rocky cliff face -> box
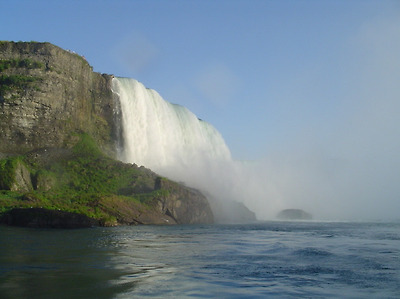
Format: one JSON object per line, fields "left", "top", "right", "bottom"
{"left": 153, "top": 178, "right": 214, "bottom": 224}
{"left": 0, "top": 41, "right": 117, "bottom": 156}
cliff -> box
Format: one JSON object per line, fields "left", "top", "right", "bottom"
{"left": 0, "top": 41, "right": 214, "bottom": 227}
{"left": 0, "top": 41, "right": 116, "bottom": 157}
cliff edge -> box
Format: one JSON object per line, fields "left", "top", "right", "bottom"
{"left": 0, "top": 41, "right": 116, "bottom": 157}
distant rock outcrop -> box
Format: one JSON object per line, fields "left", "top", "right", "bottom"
{"left": 277, "top": 209, "right": 312, "bottom": 220}
{"left": 208, "top": 197, "right": 257, "bottom": 224}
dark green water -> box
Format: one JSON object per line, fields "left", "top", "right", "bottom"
{"left": 1, "top": 222, "right": 400, "bottom": 298}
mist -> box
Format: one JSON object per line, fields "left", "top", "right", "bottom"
{"left": 239, "top": 14, "right": 400, "bottom": 221}
{"left": 184, "top": 15, "right": 400, "bottom": 221}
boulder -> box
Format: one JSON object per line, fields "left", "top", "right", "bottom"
{"left": 0, "top": 158, "right": 33, "bottom": 192}
{"left": 11, "top": 160, "right": 33, "bottom": 192}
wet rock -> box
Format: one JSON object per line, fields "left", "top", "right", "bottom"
{"left": 153, "top": 177, "right": 214, "bottom": 224}
{"left": 0, "top": 208, "right": 99, "bottom": 228}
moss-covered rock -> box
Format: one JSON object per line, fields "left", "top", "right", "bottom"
{"left": 152, "top": 178, "right": 214, "bottom": 224}
{"left": 0, "top": 157, "right": 33, "bottom": 192}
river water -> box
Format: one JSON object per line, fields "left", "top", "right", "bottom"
{"left": 1, "top": 221, "right": 399, "bottom": 298}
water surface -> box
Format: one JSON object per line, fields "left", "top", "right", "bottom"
{"left": 1, "top": 221, "right": 399, "bottom": 298}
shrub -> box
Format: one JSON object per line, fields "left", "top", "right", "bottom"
{"left": 0, "top": 157, "right": 21, "bottom": 190}
{"left": 0, "top": 58, "right": 44, "bottom": 72}
{"left": 0, "top": 74, "right": 41, "bottom": 95}
{"left": 72, "top": 133, "right": 103, "bottom": 157}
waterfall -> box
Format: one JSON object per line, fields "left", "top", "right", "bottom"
{"left": 111, "top": 77, "right": 232, "bottom": 184}
{"left": 111, "top": 77, "right": 270, "bottom": 221}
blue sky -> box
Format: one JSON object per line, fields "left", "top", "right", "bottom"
{"left": 2, "top": 0, "right": 400, "bottom": 219}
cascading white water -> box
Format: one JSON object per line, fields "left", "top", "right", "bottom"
{"left": 112, "top": 77, "right": 232, "bottom": 182}
{"left": 112, "top": 77, "right": 280, "bottom": 221}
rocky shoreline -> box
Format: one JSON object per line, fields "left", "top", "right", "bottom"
{"left": 0, "top": 208, "right": 99, "bottom": 229}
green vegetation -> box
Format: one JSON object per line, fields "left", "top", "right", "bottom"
{"left": 0, "top": 156, "right": 23, "bottom": 190}
{"left": 72, "top": 132, "right": 103, "bottom": 157}
{"left": 0, "top": 58, "right": 44, "bottom": 95}
{"left": 0, "top": 58, "right": 44, "bottom": 72}
{"left": 0, "top": 74, "right": 41, "bottom": 96}
{"left": 0, "top": 134, "right": 169, "bottom": 225}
